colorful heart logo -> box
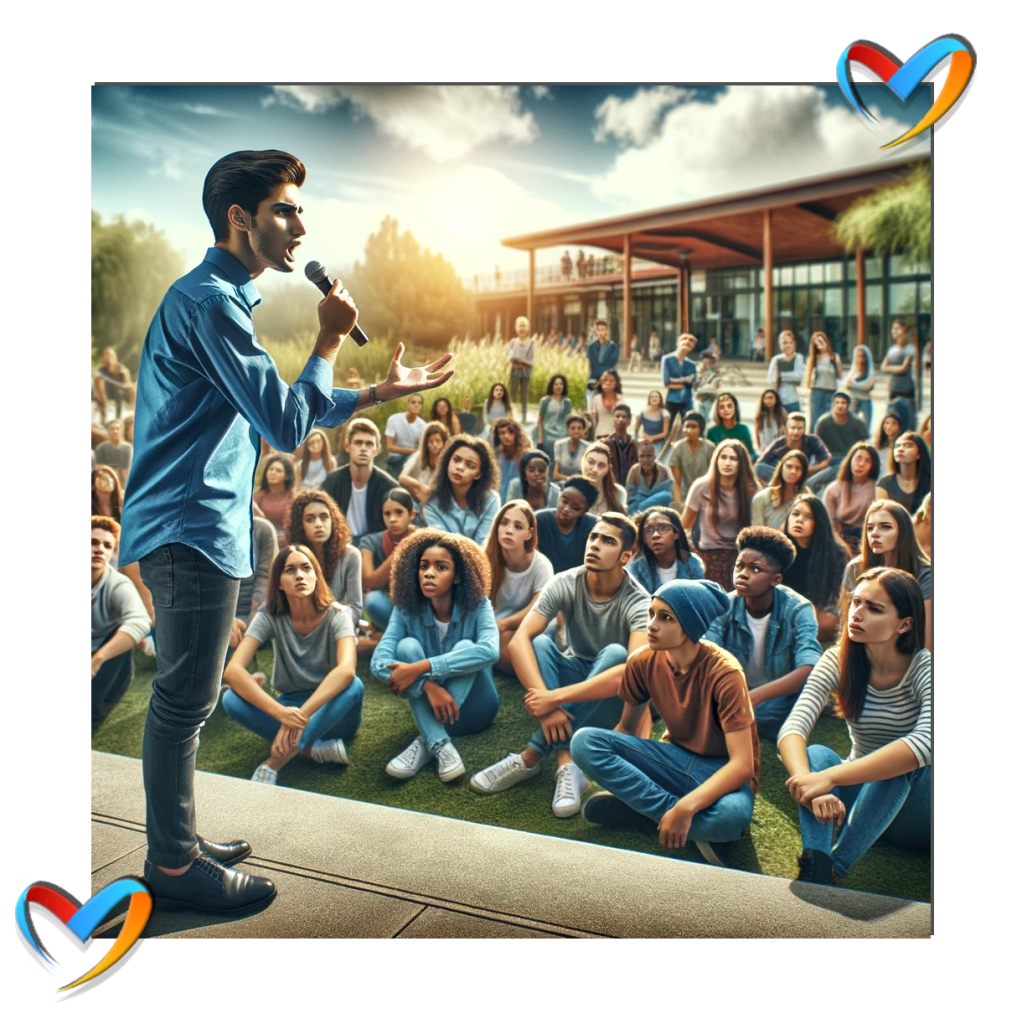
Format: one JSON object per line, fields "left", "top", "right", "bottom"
{"left": 837, "top": 34, "right": 977, "bottom": 149}
{"left": 15, "top": 878, "right": 152, "bottom": 992}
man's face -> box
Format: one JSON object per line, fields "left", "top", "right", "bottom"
{"left": 106, "top": 422, "right": 123, "bottom": 444}
{"left": 733, "top": 548, "right": 780, "bottom": 600}
{"left": 786, "top": 418, "right": 806, "bottom": 446}
{"left": 584, "top": 522, "right": 627, "bottom": 572}
{"left": 92, "top": 528, "right": 116, "bottom": 571}
{"left": 346, "top": 430, "right": 379, "bottom": 466}
{"left": 407, "top": 395, "right": 423, "bottom": 417}
{"left": 246, "top": 183, "right": 306, "bottom": 274}
{"left": 831, "top": 397, "right": 849, "bottom": 419}
{"left": 516, "top": 320, "right": 530, "bottom": 340}
{"left": 595, "top": 324, "right": 608, "bottom": 341}
{"left": 637, "top": 443, "right": 656, "bottom": 470}
{"left": 682, "top": 418, "right": 701, "bottom": 441}
{"left": 613, "top": 410, "right": 630, "bottom": 434}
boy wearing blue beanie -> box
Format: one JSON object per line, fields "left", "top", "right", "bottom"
{"left": 571, "top": 577, "right": 759, "bottom": 867}
{"left": 703, "top": 526, "right": 821, "bottom": 741}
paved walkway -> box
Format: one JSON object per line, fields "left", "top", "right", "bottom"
{"left": 93, "top": 752, "right": 930, "bottom": 938}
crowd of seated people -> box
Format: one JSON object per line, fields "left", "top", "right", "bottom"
{"left": 91, "top": 320, "right": 930, "bottom": 888}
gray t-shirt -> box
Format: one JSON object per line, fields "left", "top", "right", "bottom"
{"left": 94, "top": 441, "right": 133, "bottom": 472}
{"left": 236, "top": 517, "right": 278, "bottom": 620}
{"left": 330, "top": 544, "right": 364, "bottom": 625}
{"left": 668, "top": 438, "right": 716, "bottom": 498}
{"left": 815, "top": 413, "right": 869, "bottom": 460}
{"left": 493, "top": 550, "right": 554, "bottom": 620}
{"left": 534, "top": 565, "right": 649, "bottom": 662}
{"left": 246, "top": 603, "right": 354, "bottom": 694}
{"left": 92, "top": 564, "right": 151, "bottom": 653}
{"left": 843, "top": 556, "right": 932, "bottom": 600}
{"left": 885, "top": 344, "right": 916, "bottom": 395}
{"left": 553, "top": 436, "right": 592, "bottom": 476}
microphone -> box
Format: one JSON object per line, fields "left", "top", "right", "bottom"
{"left": 304, "top": 261, "right": 369, "bottom": 347}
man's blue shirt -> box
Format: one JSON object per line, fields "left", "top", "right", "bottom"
{"left": 120, "top": 248, "right": 359, "bottom": 578}
{"left": 586, "top": 338, "right": 619, "bottom": 383}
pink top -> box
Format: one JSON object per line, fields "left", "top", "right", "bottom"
{"left": 254, "top": 490, "right": 295, "bottom": 539}
{"left": 823, "top": 479, "right": 876, "bottom": 532}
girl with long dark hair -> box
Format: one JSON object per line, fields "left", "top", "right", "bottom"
{"left": 706, "top": 392, "right": 757, "bottom": 459}
{"left": 626, "top": 505, "right": 705, "bottom": 593}
{"left": 255, "top": 454, "right": 298, "bottom": 542}
{"left": 783, "top": 495, "right": 849, "bottom": 637}
{"left": 431, "top": 396, "right": 463, "bottom": 436}
{"left": 823, "top": 441, "right": 881, "bottom": 554}
{"left": 421, "top": 434, "right": 501, "bottom": 545}
{"left": 681, "top": 440, "right": 758, "bottom": 589}
{"left": 371, "top": 529, "right": 500, "bottom": 783}
{"left": 536, "top": 375, "right": 572, "bottom": 460}
{"left": 751, "top": 449, "right": 811, "bottom": 530}
{"left": 506, "top": 448, "right": 559, "bottom": 510}
{"left": 483, "top": 383, "right": 513, "bottom": 430}
{"left": 843, "top": 500, "right": 931, "bottom": 650}
{"left": 287, "top": 490, "right": 362, "bottom": 628}
{"left": 92, "top": 465, "right": 124, "bottom": 522}
{"left": 360, "top": 487, "right": 418, "bottom": 635}
{"left": 484, "top": 500, "right": 554, "bottom": 674}
{"left": 587, "top": 370, "right": 623, "bottom": 437}
{"left": 398, "top": 421, "right": 449, "bottom": 504}
{"left": 222, "top": 545, "right": 364, "bottom": 785}
{"left": 582, "top": 441, "right": 627, "bottom": 516}
{"left": 777, "top": 567, "right": 931, "bottom": 886}
{"left": 754, "top": 388, "right": 787, "bottom": 452}
{"left": 877, "top": 432, "right": 931, "bottom": 515}
{"left": 296, "top": 428, "right": 335, "bottom": 490}
{"left": 873, "top": 405, "right": 907, "bottom": 463}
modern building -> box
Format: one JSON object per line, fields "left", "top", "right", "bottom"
{"left": 472, "top": 156, "right": 931, "bottom": 362}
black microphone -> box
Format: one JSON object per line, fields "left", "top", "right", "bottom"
{"left": 304, "top": 261, "right": 369, "bottom": 347}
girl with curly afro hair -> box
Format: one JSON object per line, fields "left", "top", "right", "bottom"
{"left": 370, "top": 529, "right": 500, "bottom": 784}
{"left": 421, "top": 434, "right": 501, "bottom": 545}
{"left": 287, "top": 490, "right": 362, "bottom": 628}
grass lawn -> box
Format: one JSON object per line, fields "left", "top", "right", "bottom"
{"left": 93, "top": 650, "right": 930, "bottom": 905}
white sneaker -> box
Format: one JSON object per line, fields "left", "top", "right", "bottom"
{"left": 251, "top": 763, "right": 278, "bottom": 786}
{"left": 469, "top": 753, "right": 541, "bottom": 794}
{"left": 436, "top": 743, "right": 465, "bottom": 782}
{"left": 386, "top": 736, "right": 433, "bottom": 779}
{"left": 552, "top": 763, "right": 591, "bottom": 818}
{"left": 310, "top": 738, "right": 349, "bottom": 765}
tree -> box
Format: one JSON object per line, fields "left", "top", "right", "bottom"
{"left": 92, "top": 212, "right": 185, "bottom": 371}
{"left": 833, "top": 163, "right": 931, "bottom": 263}
{"left": 347, "top": 217, "right": 478, "bottom": 350}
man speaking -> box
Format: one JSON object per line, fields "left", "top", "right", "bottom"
{"left": 119, "top": 150, "right": 453, "bottom": 914}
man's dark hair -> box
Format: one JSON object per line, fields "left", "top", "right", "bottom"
{"left": 682, "top": 411, "right": 706, "bottom": 434}
{"left": 788, "top": 412, "right": 807, "bottom": 425}
{"left": 736, "top": 525, "right": 797, "bottom": 575}
{"left": 593, "top": 318, "right": 609, "bottom": 328}
{"left": 561, "top": 475, "right": 599, "bottom": 511}
{"left": 613, "top": 403, "right": 632, "bottom": 418}
{"left": 565, "top": 413, "right": 588, "bottom": 430}
{"left": 202, "top": 150, "right": 307, "bottom": 242}
{"left": 598, "top": 512, "right": 637, "bottom": 553}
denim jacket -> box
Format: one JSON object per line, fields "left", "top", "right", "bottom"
{"left": 626, "top": 552, "right": 706, "bottom": 594}
{"left": 703, "top": 584, "right": 821, "bottom": 680}
{"left": 370, "top": 596, "right": 499, "bottom": 682}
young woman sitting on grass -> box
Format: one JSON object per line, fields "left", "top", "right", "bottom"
{"left": 371, "top": 529, "right": 500, "bottom": 783}
{"left": 751, "top": 449, "right": 812, "bottom": 531}
{"left": 399, "top": 421, "right": 449, "bottom": 504}
{"left": 484, "top": 500, "right": 554, "bottom": 674}
{"left": 625, "top": 440, "right": 675, "bottom": 516}
{"left": 92, "top": 465, "right": 123, "bottom": 522}
{"left": 753, "top": 388, "right": 787, "bottom": 452}
{"left": 506, "top": 448, "right": 560, "bottom": 510}
{"left": 359, "top": 488, "right": 419, "bottom": 636}
{"left": 296, "top": 428, "right": 335, "bottom": 491}
{"left": 777, "top": 567, "right": 931, "bottom": 886}
{"left": 634, "top": 389, "right": 671, "bottom": 456}
{"left": 706, "top": 392, "right": 757, "bottom": 460}
{"left": 421, "top": 434, "right": 501, "bottom": 545}
{"left": 627, "top": 505, "right": 705, "bottom": 593}
{"left": 254, "top": 454, "right": 298, "bottom": 543}
{"left": 583, "top": 441, "right": 627, "bottom": 516}
{"left": 823, "top": 441, "right": 881, "bottom": 556}
{"left": 287, "top": 490, "right": 362, "bottom": 628}
{"left": 783, "top": 496, "right": 850, "bottom": 639}
{"left": 222, "top": 545, "right": 364, "bottom": 786}
{"left": 843, "top": 500, "right": 931, "bottom": 651}
{"left": 430, "top": 396, "right": 463, "bottom": 437}
{"left": 876, "top": 431, "right": 931, "bottom": 516}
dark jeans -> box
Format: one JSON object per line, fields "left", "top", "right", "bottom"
{"left": 92, "top": 647, "right": 134, "bottom": 726}
{"left": 665, "top": 401, "right": 689, "bottom": 439}
{"left": 139, "top": 543, "right": 239, "bottom": 869}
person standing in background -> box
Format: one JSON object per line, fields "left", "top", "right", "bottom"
{"left": 881, "top": 319, "right": 919, "bottom": 430}
{"left": 507, "top": 316, "right": 536, "bottom": 423}
{"left": 803, "top": 332, "right": 842, "bottom": 432}
{"left": 843, "top": 344, "right": 875, "bottom": 430}
{"left": 587, "top": 319, "right": 618, "bottom": 391}
{"left": 767, "top": 330, "right": 805, "bottom": 413}
{"left": 661, "top": 334, "right": 697, "bottom": 438}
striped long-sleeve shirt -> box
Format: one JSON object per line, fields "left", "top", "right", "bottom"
{"left": 777, "top": 646, "right": 931, "bottom": 767}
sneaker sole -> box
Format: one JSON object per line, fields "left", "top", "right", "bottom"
{"left": 385, "top": 764, "right": 425, "bottom": 779}
{"left": 438, "top": 764, "right": 466, "bottom": 783}
{"left": 552, "top": 803, "right": 581, "bottom": 819}
{"left": 152, "top": 889, "right": 278, "bottom": 915}
{"left": 695, "top": 840, "right": 725, "bottom": 867}
{"left": 468, "top": 770, "right": 538, "bottom": 794}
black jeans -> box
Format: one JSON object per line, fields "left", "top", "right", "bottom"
{"left": 139, "top": 544, "right": 239, "bottom": 868}
{"left": 91, "top": 647, "right": 134, "bottom": 726}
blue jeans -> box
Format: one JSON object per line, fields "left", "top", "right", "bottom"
{"left": 810, "top": 388, "right": 834, "bottom": 432}
{"left": 753, "top": 692, "right": 799, "bottom": 743}
{"left": 755, "top": 461, "right": 775, "bottom": 483}
{"left": 808, "top": 463, "right": 840, "bottom": 495}
{"left": 222, "top": 678, "right": 364, "bottom": 752}
{"left": 629, "top": 484, "right": 675, "bottom": 516}
{"left": 391, "top": 637, "right": 500, "bottom": 755}
{"left": 890, "top": 394, "right": 917, "bottom": 430}
{"left": 850, "top": 397, "right": 873, "bottom": 432}
{"left": 782, "top": 400, "right": 802, "bottom": 414}
{"left": 571, "top": 728, "right": 755, "bottom": 840}
{"left": 92, "top": 646, "right": 134, "bottom": 726}
{"left": 665, "top": 401, "right": 689, "bottom": 438}
{"left": 364, "top": 589, "right": 394, "bottom": 630}
{"left": 139, "top": 543, "right": 240, "bottom": 869}
{"left": 798, "top": 744, "right": 931, "bottom": 876}
{"left": 528, "top": 634, "right": 627, "bottom": 757}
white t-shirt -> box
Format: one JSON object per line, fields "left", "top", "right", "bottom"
{"left": 385, "top": 413, "right": 426, "bottom": 452}
{"left": 493, "top": 551, "right": 554, "bottom": 620}
{"left": 745, "top": 611, "right": 771, "bottom": 690}
{"left": 435, "top": 618, "right": 450, "bottom": 642}
{"left": 655, "top": 562, "right": 679, "bottom": 585}
{"left": 302, "top": 458, "right": 328, "bottom": 490}
{"left": 347, "top": 484, "right": 368, "bottom": 536}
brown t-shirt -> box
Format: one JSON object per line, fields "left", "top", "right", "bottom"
{"left": 620, "top": 642, "right": 760, "bottom": 792}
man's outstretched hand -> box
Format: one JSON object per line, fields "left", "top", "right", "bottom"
{"left": 375, "top": 343, "right": 454, "bottom": 402}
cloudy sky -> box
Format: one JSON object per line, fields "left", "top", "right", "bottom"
{"left": 92, "top": 83, "right": 932, "bottom": 287}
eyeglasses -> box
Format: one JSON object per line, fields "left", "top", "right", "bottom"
{"left": 643, "top": 523, "right": 676, "bottom": 537}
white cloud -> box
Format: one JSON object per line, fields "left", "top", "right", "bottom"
{"left": 594, "top": 85, "right": 692, "bottom": 146}
{"left": 182, "top": 103, "right": 229, "bottom": 116}
{"left": 270, "top": 85, "right": 538, "bottom": 161}
{"left": 530, "top": 85, "right": 552, "bottom": 99}
{"left": 591, "top": 85, "right": 930, "bottom": 209}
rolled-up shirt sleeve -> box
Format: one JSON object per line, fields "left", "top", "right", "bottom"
{"left": 192, "top": 295, "right": 336, "bottom": 452}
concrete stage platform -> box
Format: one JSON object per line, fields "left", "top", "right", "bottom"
{"left": 93, "top": 752, "right": 930, "bottom": 939}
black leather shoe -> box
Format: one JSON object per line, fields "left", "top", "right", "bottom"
{"left": 144, "top": 857, "right": 277, "bottom": 914}
{"left": 582, "top": 791, "right": 654, "bottom": 832}
{"left": 197, "top": 836, "right": 252, "bottom": 867}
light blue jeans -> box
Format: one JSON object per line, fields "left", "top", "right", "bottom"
{"left": 753, "top": 692, "right": 799, "bottom": 743}
{"left": 798, "top": 744, "right": 931, "bottom": 876}
{"left": 390, "top": 637, "right": 500, "bottom": 755}
{"left": 364, "top": 589, "right": 394, "bottom": 631}
{"left": 628, "top": 484, "right": 675, "bottom": 516}
{"left": 850, "top": 397, "right": 873, "bottom": 432}
{"left": 571, "top": 728, "right": 755, "bottom": 840}
{"left": 222, "top": 678, "right": 365, "bottom": 753}
{"left": 527, "top": 634, "right": 627, "bottom": 757}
